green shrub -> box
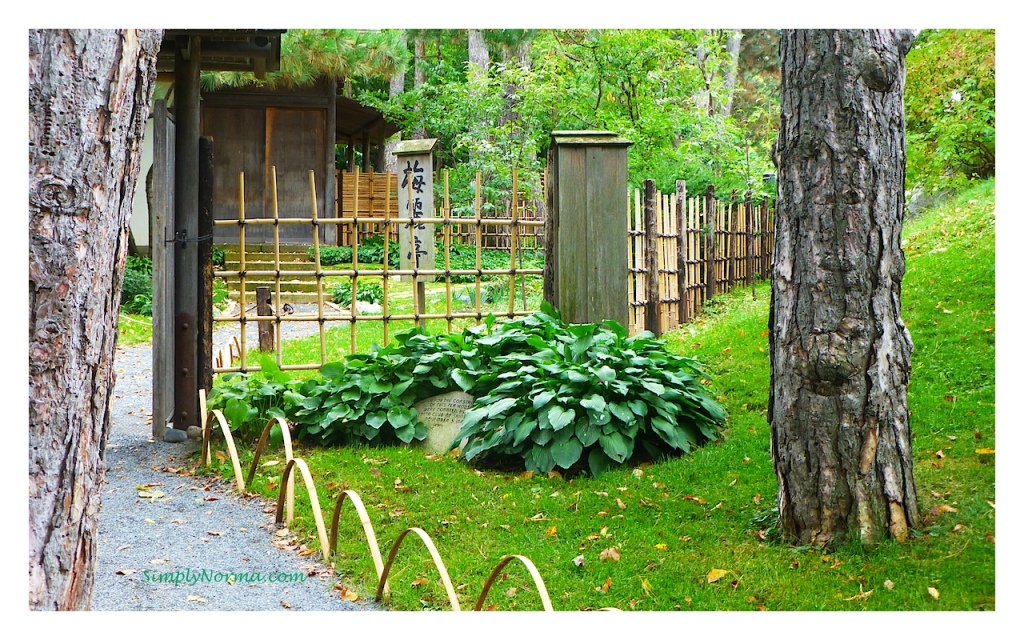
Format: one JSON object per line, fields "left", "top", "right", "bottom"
{"left": 330, "top": 280, "right": 384, "bottom": 307}
{"left": 121, "top": 255, "right": 153, "bottom": 316}
{"left": 451, "top": 304, "right": 726, "bottom": 475}
{"left": 212, "top": 245, "right": 226, "bottom": 267}
{"left": 314, "top": 245, "right": 354, "bottom": 266}
{"left": 209, "top": 303, "right": 725, "bottom": 476}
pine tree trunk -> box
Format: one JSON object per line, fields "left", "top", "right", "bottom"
{"left": 28, "top": 28, "right": 161, "bottom": 610}
{"left": 770, "top": 29, "right": 918, "bottom": 549}
{"left": 384, "top": 32, "right": 407, "bottom": 174}
{"left": 413, "top": 36, "right": 426, "bottom": 140}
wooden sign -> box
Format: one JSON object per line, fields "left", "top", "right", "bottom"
{"left": 394, "top": 139, "right": 437, "bottom": 283}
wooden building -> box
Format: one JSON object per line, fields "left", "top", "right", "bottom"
{"left": 201, "top": 79, "right": 398, "bottom": 245}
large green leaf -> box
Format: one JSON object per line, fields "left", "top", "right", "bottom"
{"left": 546, "top": 405, "right": 576, "bottom": 431}
{"left": 551, "top": 437, "right": 584, "bottom": 469}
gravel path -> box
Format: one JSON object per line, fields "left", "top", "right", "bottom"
{"left": 93, "top": 337, "right": 377, "bottom": 611}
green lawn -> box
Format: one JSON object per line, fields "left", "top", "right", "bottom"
{"left": 202, "top": 179, "right": 995, "bottom": 611}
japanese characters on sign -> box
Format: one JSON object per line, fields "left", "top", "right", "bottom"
{"left": 394, "top": 139, "right": 437, "bottom": 283}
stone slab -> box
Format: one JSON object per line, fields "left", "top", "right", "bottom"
{"left": 413, "top": 391, "right": 475, "bottom": 454}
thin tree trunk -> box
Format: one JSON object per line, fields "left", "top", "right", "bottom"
{"left": 29, "top": 28, "right": 161, "bottom": 610}
{"left": 770, "top": 29, "right": 918, "bottom": 549}
{"left": 721, "top": 30, "right": 743, "bottom": 117}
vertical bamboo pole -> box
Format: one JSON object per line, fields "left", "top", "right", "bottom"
{"left": 271, "top": 167, "right": 282, "bottom": 368}
{"left": 626, "top": 192, "right": 635, "bottom": 334}
{"left": 350, "top": 167, "right": 361, "bottom": 353}
{"left": 309, "top": 171, "right": 326, "bottom": 365}
{"left": 632, "top": 188, "right": 643, "bottom": 332}
{"left": 238, "top": 172, "right": 248, "bottom": 372}
{"left": 508, "top": 169, "right": 519, "bottom": 319}
{"left": 474, "top": 170, "right": 482, "bottom": 325}
{"left": 444, "top": 169, "right": 453, "bottom": 334}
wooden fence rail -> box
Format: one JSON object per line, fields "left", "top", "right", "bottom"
{"left": 628, "top": 180, "right": 775, "bottom": 337}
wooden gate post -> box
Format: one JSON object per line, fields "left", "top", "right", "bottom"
{"left": 544, "top": 131, "right": 632, "bottom": 327}
{"left": 256, "top": 287, "right": 275, "bottom": 351}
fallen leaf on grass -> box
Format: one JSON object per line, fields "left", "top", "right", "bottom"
{"left": 546, "top": 526, "right": 558, "bottom": 537}
{"left": 572, "top": 555, "right": 585, "bottom": 568}
{"left": 682, "top": 495, "right": 706, "bottom": 505}
{"left": 641, "top": 578, "right": 653, "bottom": 596}
{"left": 707, "top": 568, "right": 729, "bottom": 583}
{"left": 927, "top": 587, "right": 940, "bottom": 600}
{"left": 655, "top": 543, "right": 668, "bottom": 551}
{"left": 334, "top": 585, "right": 359, "bottom": 602}
{"left": 527, "top": 512, "right": 547, "bottom": 521}
{"left": 411, "top": 577, "right": 430, "bottom": 587}
{"left": 884, "top": 580, "right": 894, "bottom": 590}
{"left": 615, "top": 498, "right": 627, "bottom": 510}
{"left": 600, "top": 547, "right": 621, "bottom": 562}
{"left": 506, "top": 587, "right": 518, "bottom": 598}
{"left": 845, "top": 585, "right": 873, "bottom": 601}
{"left": 595, "top": 578, "right": 612, "bottom": 593}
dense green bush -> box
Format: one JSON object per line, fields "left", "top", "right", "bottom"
{"left": 450, "top": 305, "right": 726, "bottom": 475}
{"left": 120, "top": 255, "right": 153, "bottom": 316}
{"left": 209, "top": 304, "right": 725, "bottom": 475}
{"left": 212, "top": 245, "right": 226, "bottom": 267}
{"left": 905, "top": 29, "right": 995, "bottom": 192}
{"left": 330, "top": 280, "right": 384, "bottom": 307}
{"left": 314, "top": 245, "right": 354, "bottom": 266}
{"left": 312, "top": 236, "right": 400, "bottom": 267}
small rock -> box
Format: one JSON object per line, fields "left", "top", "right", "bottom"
{"left": 186, "top": 425, "right": 203, "bottom": 440}
{"left": 164, "top": 429, "right": 188, "bottom": 443}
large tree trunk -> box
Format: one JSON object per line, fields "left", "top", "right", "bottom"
{"left": 412, "top": 35, "right": 426, "bottom": 140}
{"left": 769, "top": 29, "right": 918, "bottom": 549}
{"left": 29, "top": 28, "right": 161, "bottom": 610}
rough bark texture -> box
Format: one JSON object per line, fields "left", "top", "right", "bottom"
{"left": 769, "top": 29, "right": 918, "bottom": 549}
{"left": 383, "top": 32, "right": 407, "bottom": 174}
{"left": 29, "top": 28, "right": 161, "bottom": 610}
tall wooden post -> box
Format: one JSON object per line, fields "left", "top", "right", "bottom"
{"left": 172, "top": 35, "right": 201, "bottom": 438}
{"left": 544, "top": 131, "right": 632, "bottom": 326}
{"left": 704, "top": 184, "right": 716, "bottom": 302}
{"left": 675, "top": 180, "right": 688, "bottom": 324}
{"left": 643, "top": 180, "right": 660, "bottom": 337}
{"left": 198, "top": 136, "right": 214, "bottom": 396}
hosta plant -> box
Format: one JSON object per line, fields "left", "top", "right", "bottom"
{"left": 451, "top": 304, "right": 726, "bottom": 476}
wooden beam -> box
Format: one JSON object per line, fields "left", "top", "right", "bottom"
{"left": 173, "top": 36, "right": 202, "bottom": 434}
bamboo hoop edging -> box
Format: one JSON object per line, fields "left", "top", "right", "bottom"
{"left": 474, "top": 554, "right": 554, "bottom": 612}
{"left": 246, "top": 416, "right": 295, "bottom": 525}
{"left": 201, "top": 408, "right": 246, "bottom": 493}
{"left": 375, "top": 527, "right": 461, "bottom": 611}
{"left": 329, "top": 489, "right": 391, "bottom": 597}
{"left": 274, "top": 457, "right": 332, "bottom": 562}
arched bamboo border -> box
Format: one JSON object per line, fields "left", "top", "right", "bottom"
{"left": 246, "top": 416, "right": 295, "bottom": 524}
{"left": 375, "top": 527, "right": 461, "bottom": 611}
{"left": 474, "top": 554, "right": 554, "bottom": 611}
{"left": 275, "top": 458, "right": 331, "bottom": 561}
{"left": 201, "top": 407, "right": 246, "bottom": 493}
{"left": 329, "top": 490, "right": 391, "bottom": 597}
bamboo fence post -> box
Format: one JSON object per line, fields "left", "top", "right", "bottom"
{"left": 508, "top": 168, "right": 519, "bottom": 320}
{"left": 256, "top": 287, "right": 274, "bottom": 351}
{"left": 745, "top": 190, "right": 755, "bottom": 297}
{"left": 310, "top": 170, "right": 326, "bottom": 365}
{"left": 444, "top": 169, "right": 453, "bottom": 334}
{"left": 643, "top": 179, "right": 660, "bottom": 337}
{"left": 381, "top": 172, "right": 391, "bottom": 345}
{"left": 271, "top": 167, "right": 283, "bottom": 368}
{"left": 676, "top": 180, "right": 688, "bottom": 324}
{"left": 351, "top": 166, "right": 361, "bottom": 353}
{"left": 237, "top": 172, "right": 248, "bottom": 372}
{"left": 474, "top": 170, "right": 483, "bottom": 325}
{"left": 704, "top": 185, "right": 716, "bottom": 303}
{"left": 761, "top": 200, "right": 770, "bottom": 280}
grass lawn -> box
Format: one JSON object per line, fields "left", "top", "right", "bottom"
{"left": 117, "top": 313, "right": 153, "bottom": 346}
{"left": 201, "top": 180, "right": 995, "bottom": 611}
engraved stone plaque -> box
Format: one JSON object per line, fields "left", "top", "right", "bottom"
{"left": 413, "top": 391, "right": 475, "bottom": 454}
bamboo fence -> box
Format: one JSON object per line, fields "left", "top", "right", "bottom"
{"left": 628, "top": 180, "right": 775, "bottom": 337}
{"left": 214, "top": 167, "right": 544, "bottom": 374}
